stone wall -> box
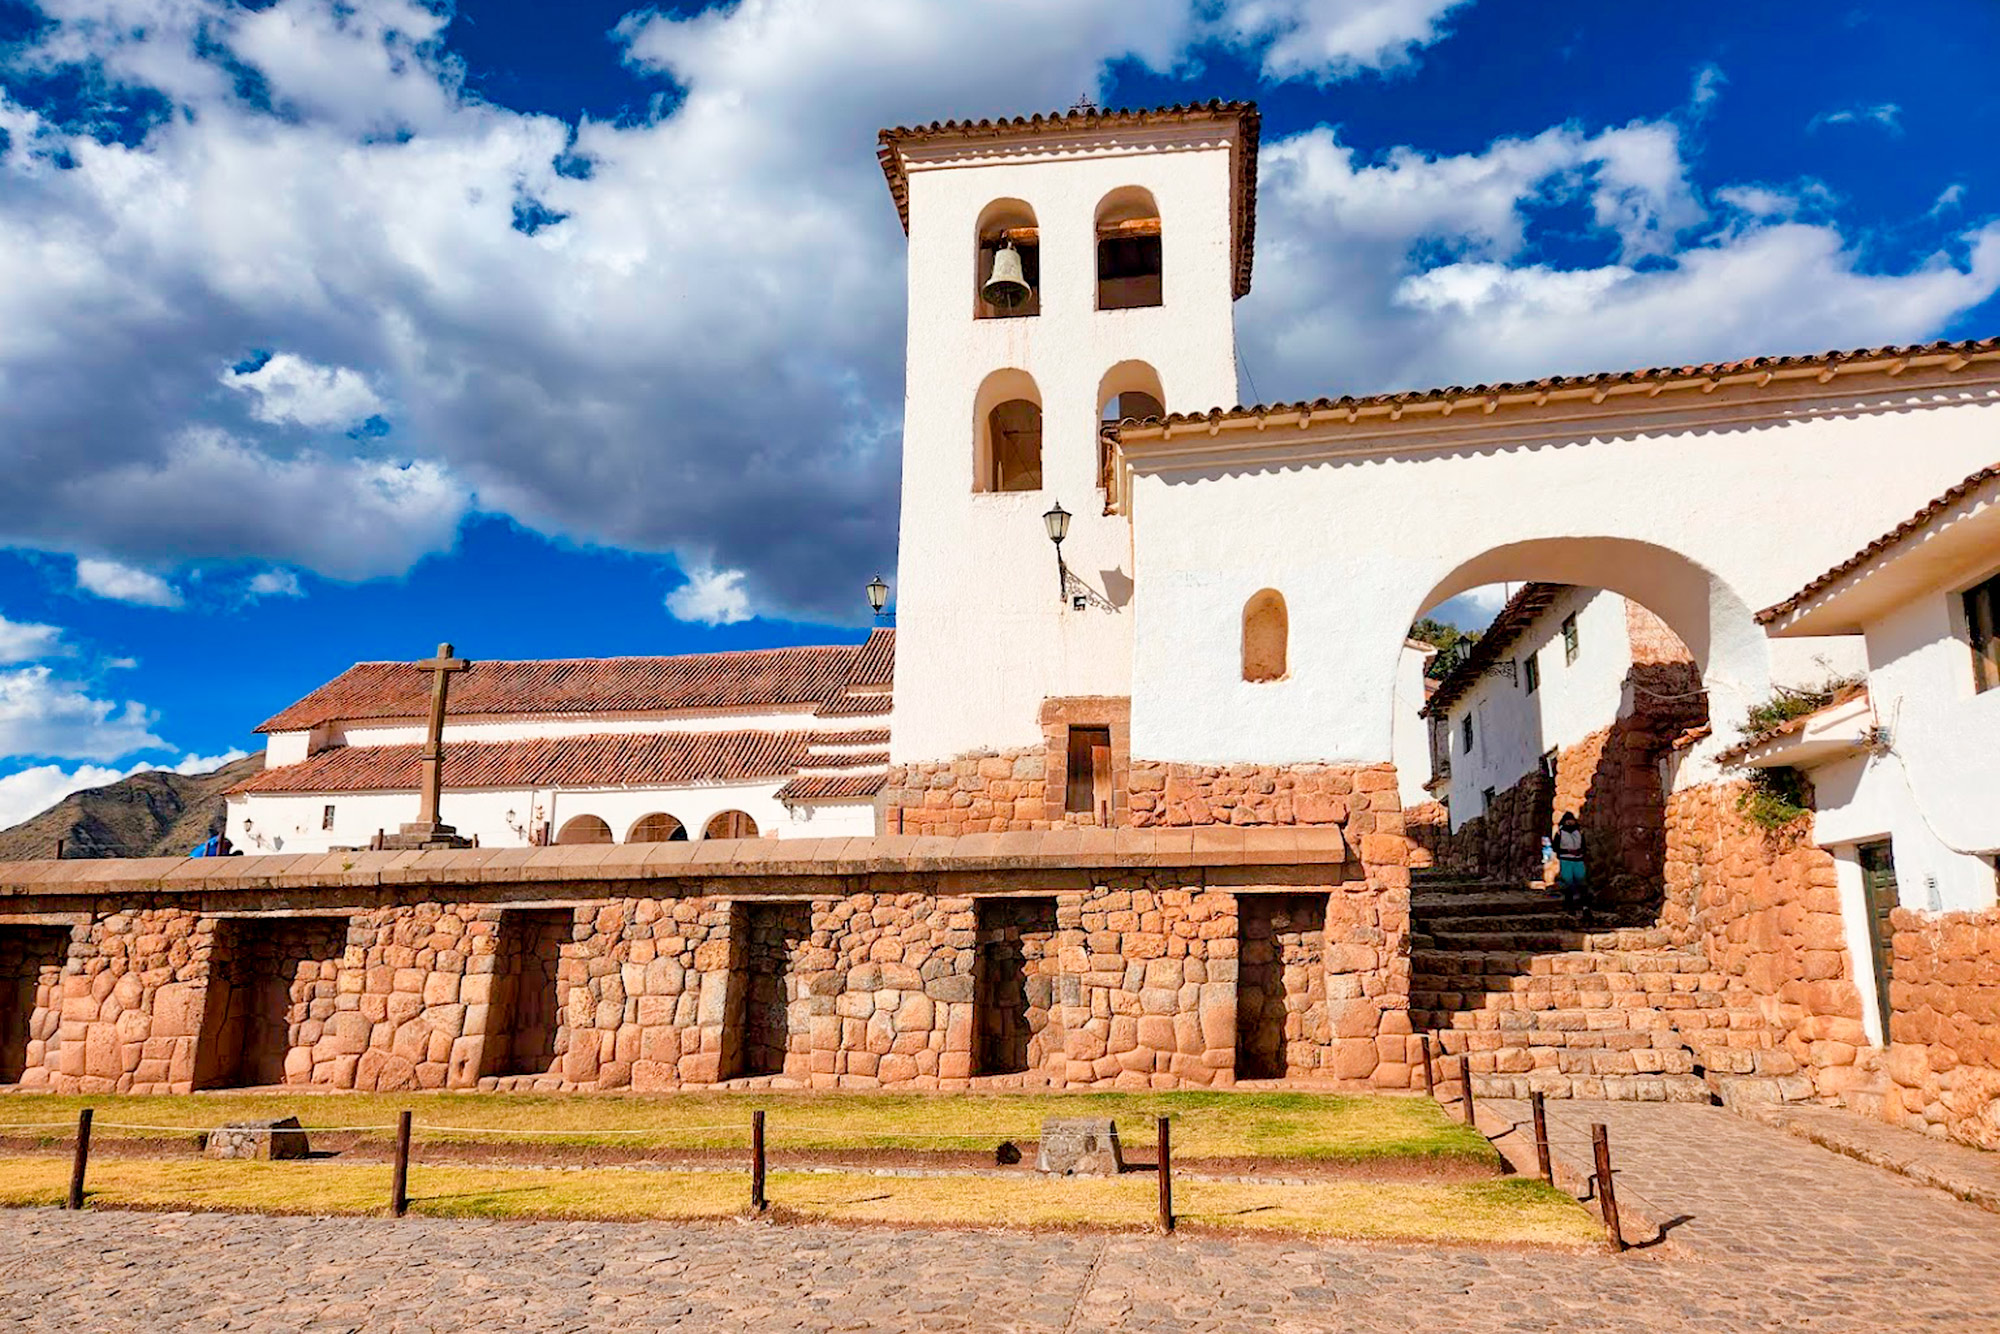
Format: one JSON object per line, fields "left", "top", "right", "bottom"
{"left": 879, "top": 697, "right": 1131, "bottom": 836}
{"left": 1662, "top": 783, "right": 1871, "bottom": 1097}
{"left": 0, "top": 925, "right": 70, "bottom": 1085}
{"left": 0, "top": 838, "right": 1412, "bottom": 1095}
{"left": 1418, "top": 770, "right": 1551, "bottom": 886}
{"left": 1882, "top": 906, "right": 2000, "bottom": 1148}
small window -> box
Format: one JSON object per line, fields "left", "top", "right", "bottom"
{"left": 1482, "top": 786, "right": 1497, "bottom": 814}
{"left": 321, "top": 804, "right": 335, "bottom": 831}
{"left": 1461, "top": 714, "right": 1475, "bottom": 752}
{"left": 1241, "top": 590, "right": 1288, "bottom": 683}
{"left": 1964, "top": 571, "right": 2000, "bottom": 692}
{"left": 1523, "top": 654, "right": 1540, "bottom": 694}
{"left": 1065, "top": 726, "right": 1113, "bottom": 819}
{"left": 1562, "top": 613, "right": 1580, "bottom": 665}
{"left": 1540, "top": 748, "right": 1558, "bottom": 781}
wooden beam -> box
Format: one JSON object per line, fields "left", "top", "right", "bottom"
{"left": 994, "top": 217, "right": 1162, "bottom": 243}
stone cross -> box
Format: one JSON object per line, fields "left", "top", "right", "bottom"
{"left": 410, "top": 641, "right": 469, "bottom": 834}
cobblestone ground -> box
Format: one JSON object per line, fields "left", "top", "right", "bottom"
{"left": 2, "top": 1103, "right": 1995, "bottom": 1332}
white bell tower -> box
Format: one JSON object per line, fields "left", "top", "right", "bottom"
{"left": 878, "top": 102, "right": 1258, "bottom": 772}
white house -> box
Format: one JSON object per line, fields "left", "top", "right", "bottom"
{"left": 1730, "top": 464, "right": 2000, "bottom": 1042}
{"left": 227, "top": 632, "right": 893, "bottom": 854}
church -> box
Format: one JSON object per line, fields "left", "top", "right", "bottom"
{"left": 12, "top": 101, "right": 2000, "bottom": 1146}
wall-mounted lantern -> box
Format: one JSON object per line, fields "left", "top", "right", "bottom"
{"left": 866, "top": 574, "right": 890, "bottom": 619}
{"left": 1043, "top": 501, "right": 1072, "bottom": 604}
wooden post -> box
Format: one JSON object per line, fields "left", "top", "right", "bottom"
{"left": 66, "top": 1108, "right": 92, "bottom": 1210}
{"left": 1530, "top": 1091, "right": 1553, "bottom": 1185}
{"left": 1591, "top": 1122, "right": 1625, "bottom": 1251}
{"left": 1457, "top": 1055, "right": 1475, "bottom": 1126}
{"left": 750, "top": 1110, "right": 767, "bottom": 1214}
{"left": 391, "top": 1110, "right": 413, "bottom": 1218}
{"left": 1156, "top": 1116, "right": 1174, "bottom": 1234}
{"left": 1419, "top": 1035, "right": 1436, "bottom": 1097}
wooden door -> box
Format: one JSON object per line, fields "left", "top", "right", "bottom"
{"left": 1856, "top": 841, "right": 1898, "bottom": 1040}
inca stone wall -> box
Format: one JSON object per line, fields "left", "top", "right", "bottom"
{"left": 1884, "top": 906, "right": 2000, "bottom": 1148}
{"left": 0, "top": 837, "right": 1415, "bottom": 1095}
{"left": 1235, "top": 894, "right": 1328, "bottom": 1079}
{"left": 0, "top": 925, "right": 70, "bottom": 1085}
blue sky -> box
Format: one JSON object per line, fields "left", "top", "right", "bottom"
{"left": 0, "top": 0, "right": 1994, "bottom": 824}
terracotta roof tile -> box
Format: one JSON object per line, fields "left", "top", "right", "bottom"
{"left": 234, "top": 731, "right": 817, "bottom": 795}
{"left": 877, "top": 101, "right": 1260, "bottom": 299}
{"left": 1116, "top": 336, "right": 2000, "bottom": 435}
{"left": 776, "top": 774, "right": 888, "bottom": 803}
{"left": 258, "top": 632, "right": 895, "bottom": 733}
{"left": 1717, "top": 684, "right": 1871, "bottom": 762}
{"left": 1758, "top": 463, "right": 2000, "bottom": 624}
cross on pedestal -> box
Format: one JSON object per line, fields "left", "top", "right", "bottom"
{"left": 380, "top": 641, "right": 474, "bottom": 850}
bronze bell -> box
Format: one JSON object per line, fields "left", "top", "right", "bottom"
{"left": 982, "top": 241, "right": 1031, "bottom": 309}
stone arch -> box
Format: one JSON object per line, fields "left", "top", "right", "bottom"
{"left": 975, "top": 197, "right": 1039, "bottom": 319}
{"left": 973, "top": 367, "right": 1043, "bottom": 494}
{"left": 703, "top": 810, "right": 759, "bottom": 840}
{"left": 1095, "top": 185, "right": 1162, "bottom": 310}
{"left": 1242, "top": 589, "right": 1288, "bottom": 683}
{"left": 627, "top": 812, "right": 688, "bottom": 843}
{"left": 556, "top": 814, "right": 613, "bottom": 845}
{"left": 1097, "top": 360, "right": 1165, "bottom": 490}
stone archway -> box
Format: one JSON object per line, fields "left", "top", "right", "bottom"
{"left": 556, "top": 815, "right": 613, "bottom": 845}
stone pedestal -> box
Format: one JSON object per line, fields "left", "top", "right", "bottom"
{"left": 204, "top": 1117, "right": 310, "bottom": 1161}
{"left": 376, "top": 822, "right": 474, "bottom": 851}
{"left": 1037, "top": 1118, "right": 1123, "bottom": 1175}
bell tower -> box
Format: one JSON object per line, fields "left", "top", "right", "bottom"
{"left": 877, "top": 102, "right": 1258, "bottom": 801}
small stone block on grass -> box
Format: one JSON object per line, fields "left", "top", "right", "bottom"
{"left": 204, "top": 1118, "right": 310, "bottom": 1161}
{"left": 1036, "top": 1118, "right": 1123, "bottom": 1176}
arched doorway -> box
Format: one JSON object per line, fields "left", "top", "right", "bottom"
{"left": 556, "top": 814, "right": 613, "bottom": 845}
{"left": 627, "top": 813, "right": 688, "bottom": 843}
{"left": 703, "top": 810, "right": 759, "bottom": 840}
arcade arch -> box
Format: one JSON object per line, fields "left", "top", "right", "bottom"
{"left": 627, "top": 813, "right": 688, "bottom": 843}
{"left": 556, "top": 814, "right": 613, "bottom": 845}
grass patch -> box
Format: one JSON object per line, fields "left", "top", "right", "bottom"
{"left": 0, "top": 1157, "right": 1598, "bottom": 1247}
{"left": 0, "top": 1091, "right": 1495, "bottom": 1167}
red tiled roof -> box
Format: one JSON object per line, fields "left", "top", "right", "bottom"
{"left": 258, "top": 633, "right": 895, "bottom": 733}
{"left": 233, "top": 731, "right": 816, "bottom": 795}
{"left": 776, "top": 773, "right": 887, "bottom": 803}
{"left": 817, "top": 691, "right": 894, "bottom": 718}
{"left": 809, "top": 729, "right": 889, "bottom": 750}
{"left": 1116, "top": 335, "right": 2000, "bottom": 434}
{"left": 1422, "top": 583, "right": 1568, "bottom": 718}
{"left": 1716, "top": 684, "right": 1870, "bottom": 762}
{"left": 877, "top": 101, "right": 1261, "bottom": 299}
{"left": 1758, "top": 464, "right": 2000, "bottom": 624}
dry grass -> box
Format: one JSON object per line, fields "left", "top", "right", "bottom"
{"left": 0, "top": 1090, "right": 1495, "bottom": 1166}
{"left": 0, "top": 1157, "right": 1600, "bottom": 1247}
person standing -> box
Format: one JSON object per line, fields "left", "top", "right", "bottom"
{"left": 1553, "top": 812, "right": 1588, "bottom": 913}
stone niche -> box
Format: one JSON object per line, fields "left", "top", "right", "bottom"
{"left": 483, "top": 907, "right": 572, "bottom": 1081}
{"left": 192, "top": 916, "right": 350, "bottom": 1090}
{"left": 0, "top": 925, "right": 69, "bottom": 1085}
{"left": 973, "top": 897, "right": 1059, "bottom": 1077}
{"left": 724, "top": 901, "right": 812, "bottom": 1080}
{"left": 1235, "top": 893, "right": 1329, "bottom": 1080}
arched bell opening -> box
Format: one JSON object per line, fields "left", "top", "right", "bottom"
{"left": 1097, "top": 360, "right": 1166, "bottom": 491}
{"left": 973, "top": 367, "right": 1044, "bottom": 494}
{"left": 1095, "top": 186, "right": 1162, "bottom": 311}
{"left": 975, "top": 198, "right": 1040, "bottom": 319}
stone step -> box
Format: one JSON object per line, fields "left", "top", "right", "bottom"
{"left": 1413, "top": 947, "right": 1718, "bottom": 977}
{"left": 1462, "top": 1071, "right": 1716, "bottom": 1102}
{"left": 1410, "top": 891, "right": 1560, "bottom": 917}
{"left": 1420, "top": 1006, "right": 1682, "bottom": 1034}
{"left": 1711, "top": 1073, "right": 1817, "bottom": 1107}
{"left": 1412, "top": 927, "right": 1676, "bottom": 952}
{"left": 1411, "top": 985, "right": 1730, "bottom": 1014}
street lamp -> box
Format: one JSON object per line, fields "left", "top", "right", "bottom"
{"left": 1043, "top": 500, "right": 1071, "bottom": 603}
{"left": 865, "top": 574, "right": 890, "bottom": 619}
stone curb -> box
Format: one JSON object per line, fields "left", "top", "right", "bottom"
{"left": 1739, "top": 1104, "right": 2000, "bottom": 1216}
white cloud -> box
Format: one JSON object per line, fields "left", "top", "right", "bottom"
{"left": 222, "top": 353, "right": 385, "bottom": 430}
{"left": 1426, "top": 584, "right": 1510, "bottom": 630}
{"left": 75, "top": 557, "right": 183, "bottom": 607}
{"left": 0, "top": 747, "right": 250, "bottom": 830}
{"left": 1212, "top": 0, "right": 1471, "bottom": 82}
{"left": 1931, "top": 183, "right": 1967, "bottom": 217}
{"left": 1689, "top": 62, "right": 1725, "bottom": 113}
{"left": 666, "top": 562, "right": 754, "bottom": 626}
{"left": 1810, "top": 103, "right": 1903, "bottom": 134}
{"left": 0, "top": 664, "right": 167, "bottom": 761}
{"left": 0, "top": 613, "right": 64, "bottom": 664}
{"left": 246, "top": 568, "right": 305, "bottom": 599}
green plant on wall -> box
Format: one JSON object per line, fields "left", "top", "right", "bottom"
{"left": 1738, "top": 765, "right": 1813, "bottom": 830}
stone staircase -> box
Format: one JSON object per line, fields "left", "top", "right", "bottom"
{"left": 1411, "top": 873, "right": 1813, "bottom": 1105}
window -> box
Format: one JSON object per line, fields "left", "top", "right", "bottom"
{"left": 1541, "top": 748, "right": 1559, "bottom": 781}
{"left": 1523, "top": 654, "right": 1540, "bottom": 694}
{"left": 1461, "top": 713, "right": 1475, "bottom": 752}
{"left": 1095, "top": 186, "right": 1162, "bottom": 310}
{"left": 1482, "top": 787, "right": 1497, "bottom": 814}
{"left": 1064, "top": 726, "right": 1113, "bottom": 819}
{"left": 1964, "top": 571, "right": 2000, "bottom": 692}
{"left": 975, "top": 199, "right": 1039, "bottom": 319}
{"left": 1562, "top": 613, "right": 1580, "bottom": 665}
{"left": 1241, "top": 590, "right": 1288, "bottom": 683}
{"left": 321, "top": 804, "right": 335, "bottom": 831}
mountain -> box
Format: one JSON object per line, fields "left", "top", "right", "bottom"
{"left": 0, "top": 754, "right": 265, "bottom": 861}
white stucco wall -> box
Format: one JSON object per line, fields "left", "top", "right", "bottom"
{"left": 1442, "top": 588, "right": 1634, "bottom": 828}
{"left": 890, "top": 123, "right": 1243, "bottom": 764}
{"left": 1390, "top": 642, "right": 1435, "bottom": 808}
{"left": 228, "top": 779, "right": 802, "bottom": 855}
{"left": 1123, "top": 374, "right": 2000, "bottom": 785}
{"left": 1805, "top": 585, "right": 2000, "bottom": 914}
